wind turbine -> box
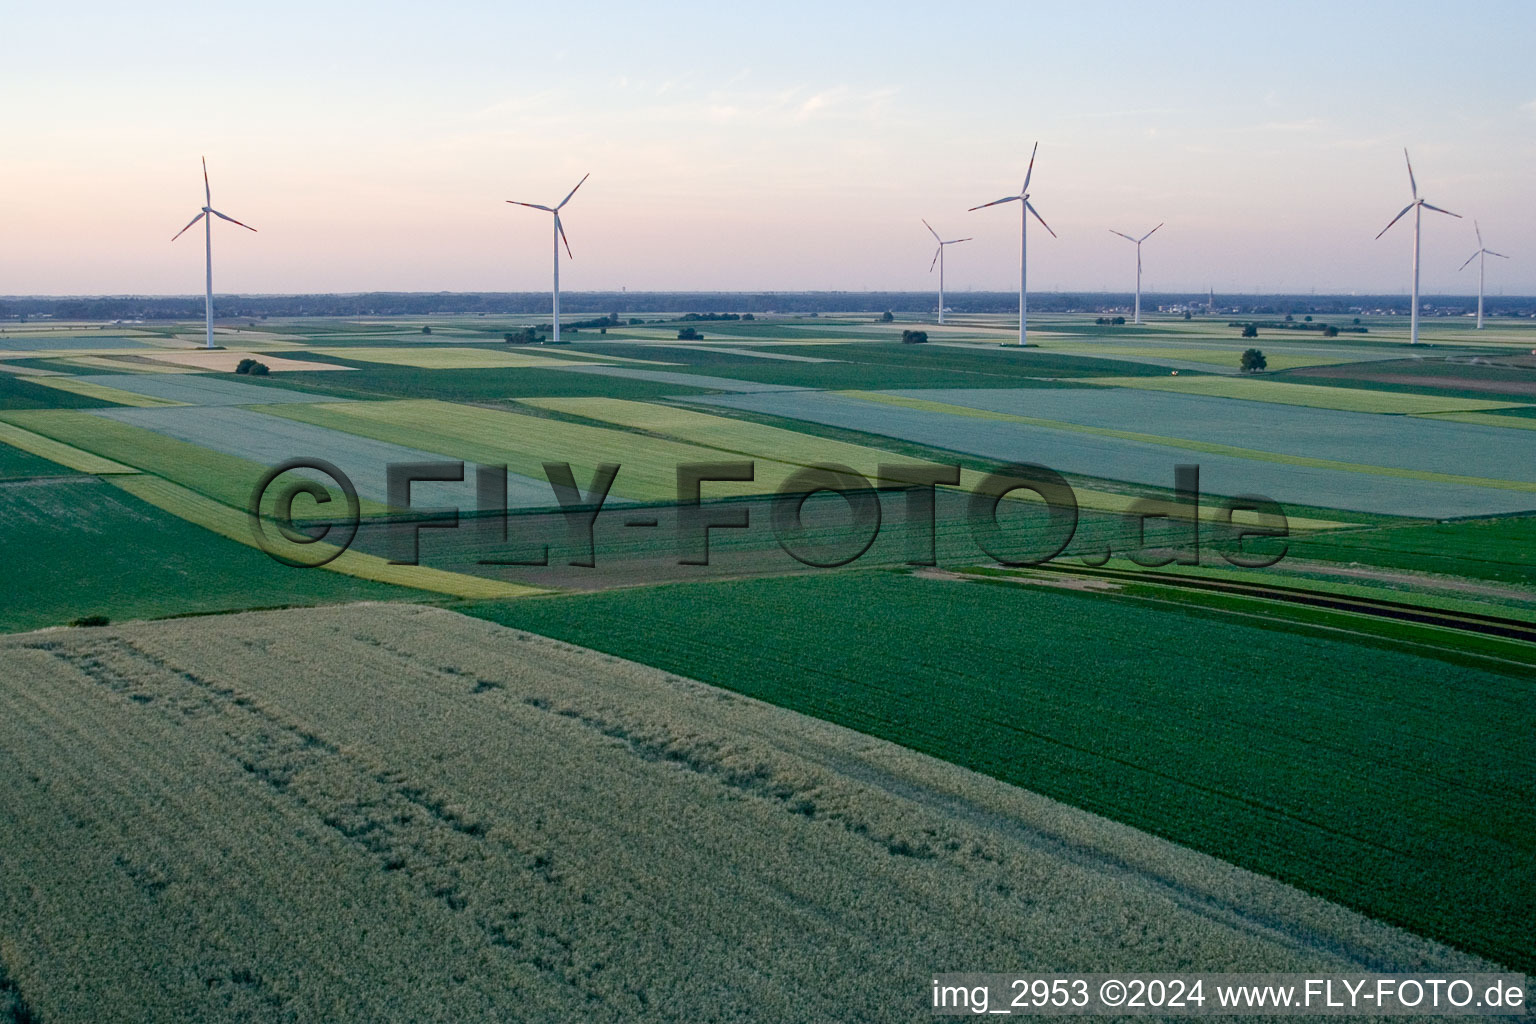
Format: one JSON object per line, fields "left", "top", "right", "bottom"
{"left": 1375, "top": 149, "right": 1460, "bottom": 345}
{"left": 507, "top": 173, "right": 589, "bottom": 344}
{"left": 922, "top": 219, "right": 971, "bottom": 325}
{"left": 1109, "top": 222, "right": 1163, "bottom": 324}
{"left": 1457, "top": 221, "right": 1509, "bottom": 330}
{"left": 170, "top": 158, "right": 256, "bottom": 350}
{"left": 970, "top": 142, "right": 1055, "bottom": 346}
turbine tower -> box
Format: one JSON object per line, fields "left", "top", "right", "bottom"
{"left": 170, "top": 158, "right": 256, "bottom": 350}
{"left": 1457, "top": 221, "right": 1509, "bottom": 330}
{"left": 1109, "top": 222, "right": 1163, "bottom": 324}
{"left": 1375, "top": 149, "right": 1460, "bottom": 345}
{"left": 970, "top": 142, "right": 1056, "bottom": 346}
{"left": 507, "top": 173, "right": 589, "bottom": 344}
{"left": 922, "top": 219, "right": 971, "bottom": 325}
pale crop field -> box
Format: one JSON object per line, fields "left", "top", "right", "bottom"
{"left": 0, "top": 605, "right": 1493, "bottom": 1023}
{"left": 695, "top": 390, "right": 1536, "bottom": 517}
{"left": 133, "top": 349, "right": 356, "bottom": 373}
{"left": 529, "top": 397, "right": 1353, "bottom": 530}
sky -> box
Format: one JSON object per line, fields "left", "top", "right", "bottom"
{"left": 4, "top": 1, "right": 1534, "bottom": 296}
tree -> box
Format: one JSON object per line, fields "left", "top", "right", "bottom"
{"left": 1183, "top": 310, "right": 1192, "bottom": 320}
{"left": 1112, "top": 316, "right": 1126, "bottom": 326}
{"left": 879, "top": 310, "right": 894, "bottom": 323}
{"left": 248, "top": 361, "right": 270, "bottom": 376}
{"left": 234, "top": 358, "right": 256, "bottom": 374}
{"left": 677, "top": 327, "right": 703, "bottom": 340}
{"left": 421, "top": 325, "right": 432, "bottom": 334}
{"left": 901, "top": 329, "right": 928, "bottom": 344}
{"left": 1322, "top": 325, "right": 1339, "bottom": 338}
{"left": 1241, "top": 323, "right": 1259, "bottom": 339}
{"left": 1240, "top": 348, "right": 1267, "bottom": 373}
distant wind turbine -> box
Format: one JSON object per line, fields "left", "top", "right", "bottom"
{"left": 507, "top": 173, "right": 589, "bottom": 344}
{"left": 922, "top": 219, "right": 971, "bottom": 325}
{"left": 1109, "top": 223, "right": 1163, "bottom": 324}
{"left": 970, "top": 142, "right": 1056, "bottom": 346}
{"left": 170, "top": 158, "right": 256, "bottom": 350}
{"left": 1375, "top": 149, "right": 1460, "bottom": 345}
{"left": 1457, "top": 221, "right": 1509, "bottom": 330}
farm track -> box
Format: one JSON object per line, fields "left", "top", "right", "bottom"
{"left": 1024, "top": 563, "right": 1536, "bottom": 645}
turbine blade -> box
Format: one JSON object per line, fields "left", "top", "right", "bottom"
{"left": 1140, "top": 222, "right": 1164, "bottom": 242}
{"left": 922, "top": 218, "right": 942, "bottom": 242}
{"left": 170, "top": 211, "right": 206, "bottom": 241}
{"left": 556, "top": 172, "right": 590, "bottom": 210}
{"left": 1487, "top": 249, "right": 1510, "bottom": 259}
{"left": 506, "top": 201, "right": 554, "bottom": 211}
{"left": 1021, "top": 141, "right": 1038, "bottom": 193}
{"left": 1025, "top": 201, "right": 1056, "bottom": 238}
{"left": 211, "top": 209, "right": 257, "bottom": 232}
{"left": 1421, "top": 202, "right": 1461, "bottom": 218}
{"left": 202, "top": 156, "right": 211, "bottom": 206}
{"left": 556, "top": 214, "right": 572, "bottom": 259}
{"left": 1109, "top": 230, "right": 1138, "bottom": 242}
{"left": 1375, "top": 203, "right": 1415, "bottom": 239}
{"left": 968, "top": 196, "right": 1019, "bottom": 211}
{"left": 946, "top": 237, "right": 973, "bottom": 244}
{"left": 1458, "top": 252, "right": 1479, "bottom": 272}
{"left": 1475, "top": 220, "right": 1483, "bottom": 248}
{"left": 930, "top": 246, "right": 941, "bottom": 273}
{"left": 1404, "top": 148, "right": 1417, "bottom": 199}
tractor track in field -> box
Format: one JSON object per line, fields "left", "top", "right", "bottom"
{"left": 1024, "top": 563, "right": 1536, "bottom": 645}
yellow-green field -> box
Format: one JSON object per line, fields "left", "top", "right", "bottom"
{"left": 1082, "top": 375, "right": 1532, "bottom": 414}
{"left": 307, "top": 346, "right": 600, "bottom": 369}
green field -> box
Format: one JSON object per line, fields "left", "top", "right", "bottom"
{"left": 1289, "top": 515, "right": 1536, "bottom": 585}
{"left": 470, "top": 569, "right": 1536, "bottom": 971}
{"left": 0, "top": 475, "right": 431, "bottom": 632}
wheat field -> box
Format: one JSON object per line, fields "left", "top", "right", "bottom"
{"left": 0, "top": 605, "right": 1495, "bottom": 1022}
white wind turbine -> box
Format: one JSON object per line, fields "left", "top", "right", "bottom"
{"left": 1457, "top": 221, "right": 1509, "bottom": 330}
{"left": 170, "top": 157, "right": 257, "bottom": 350}
{"left": 1109, "top": 222, "right": 1163, "bottom": 324}
{"left": 507, "top": 173, "right": 589, "bottom": 344}
{"left": 970, "top": 142, "right": 1056, "bottom": 346}
{"left": 1375, "top": 149, "right": 1460, "bottom": 345}
{"left": 922, "top": 219, "right": 972, "bottom": 325}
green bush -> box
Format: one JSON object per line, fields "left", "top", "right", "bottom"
{"left": 1240, "top": 348, "right": 1267, "bottom": 373}
{"left": 900, "top": 330, "right": 928, "bottom": 344}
